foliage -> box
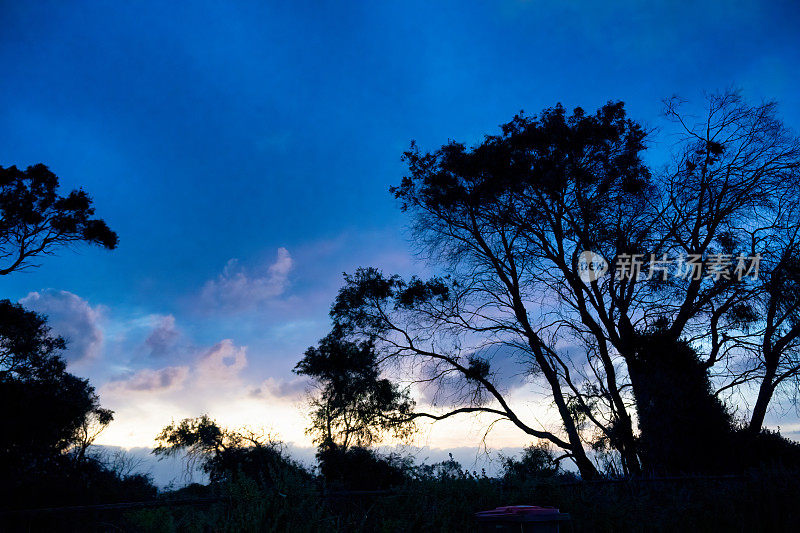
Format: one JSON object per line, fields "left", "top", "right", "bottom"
{"left": 0, "top": 164, "right": 118, "bottom": 275}
{"left": 0, "top": 300, "right": 119, "bottom": 509}
{"left": 294, "top": 331, "right": 415, "bottom": 450}
{"left": 322, "top": 92, "right": 800, "bottom": 478}
{"left": 0, "top": 161, "right": 126, "bottom": 517}
{"left": 500, "top": 443, "right": 566, "bottom": 482}
{"left": 117, "top": 466, "right": 800, "bottom": 533}
{"left": 316, "top": 442, "right": 410, "bottom": 490}
{"left": 154, "top": 415, "right": 311, "bottom": 487}
{"left": 629, "top": 332, "right": 734, "bottom": 474}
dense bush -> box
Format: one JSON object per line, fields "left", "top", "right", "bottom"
{"left": 154, "top": 415, "right": 312, "bottom": 488}
{"left": 499, "top": 443, "right": 578, "bottom": 483}
{"left": 317, "top": 443, "right": 409, "bottom": 490}
{"left": 1, "top": 453, "right": 156, "bottom": 510}
{"left": 116, "top": 466, "right": 800, "bottom": 533}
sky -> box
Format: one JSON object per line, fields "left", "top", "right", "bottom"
{"left": 2, "top": 0, "right": 800, "bottom": 483}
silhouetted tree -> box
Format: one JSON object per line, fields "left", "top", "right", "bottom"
{"left": 500, "top": 443, "right": 565, "bottom": 482}
{"left": 154, "top": 415, "right": 310, "bottom": 486}
{"left": 0, "top": 164, "right": 118, "bottom": 275}
{"left": 0, "top": 162, "right": 118, "bottom": 468}
{"left": 326, "top": 92, "right": 800, "bottom": 477}
{"left": 329, "top": 102, "right": 654, "bottom": 478}
{"left": 0, "top": 301, "right": 112, "bottom": 462}
{"left": 0, "top": 162, "right": 121, "bottom": 509}
{"left": 0, "top": 301, "right": 119, "bottom": 508}
{"left": 294, "top": 331, "right": 415, "bottom": 451}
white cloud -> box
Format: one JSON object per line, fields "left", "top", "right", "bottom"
{"left": 20, "top": 289, "right": 104, "bottom": 363}
{"left": 104, "top": 339, "right": 247, "bottom": 395}
{"left": 250, "top": 376, "right": 309, "bottom": 400}
{"left": 96, "top": 337, "right": 313, "bottom": 449}
{"left": 195, "top": 339, "right": 248, "bottom": 382}
{"left": 201, "top": 247, "right": 293, "bottom": 312}
{"left": 106, "top": 366, "right": 190, "bottom": 393}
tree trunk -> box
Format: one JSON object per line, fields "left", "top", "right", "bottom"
{"left": 571, "top": 445, "right": 600, "bottom": 480}
{"left": 749, "top": 364, "right": 777, "bottom": 434}
{"left": 537, "top": 356, "right": 600, "bottom": 479}
{"left": 616, "top": 417, "right": 641, "bottom": 476}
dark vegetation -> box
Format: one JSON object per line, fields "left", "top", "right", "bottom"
{"left": 121, "top": 467, "right": 800, "bottom": 532}
{"left": 153, "top": 415, "right": 311, "bottom": 487}
{"left": 13, "top": 443, "right": 800, "bottom": 532}
{"left": 319, "top": 91, "right": 800, "bottom": 480}
{"left": 4, "top": 91, "right": 800, "bottom": 531}
{"left": 0, "top": 165, "right": 158, "bottom": 525}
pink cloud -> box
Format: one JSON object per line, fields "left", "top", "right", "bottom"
{"left": 201, "top": 247, "right": 293, "bottom": 312}
{"left": 196, "top": 339, "right": 248, "bottom": 381}
{"left": 107, "top": 366, "right": 189, "bottom": 392}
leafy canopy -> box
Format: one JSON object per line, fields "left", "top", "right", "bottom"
{"left": 294, "top": 331, "right": 415, "bottom": 450}
{"left": 0, "top": 164, "right": 118, "bottom": 275}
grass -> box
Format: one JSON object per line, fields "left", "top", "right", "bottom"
{"left": 116, "top": 467, "right": 800, "bottom": 532}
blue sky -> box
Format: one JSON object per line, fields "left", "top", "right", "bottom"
{"left": 2, "top": 0, "right": 800, "bottom": 464}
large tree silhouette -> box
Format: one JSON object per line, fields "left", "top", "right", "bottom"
{"left": 0, "top": 163, "right": 120, "bottom": 506}
{"left": 329, "top": 102, "right": 650, "bottom": 478}
{"left": 0, "top": 301, "right": 113, "bottom": 489}
{"left": 324, "top": 92, "right": 800, "bottom": 477}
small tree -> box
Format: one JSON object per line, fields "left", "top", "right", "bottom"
{"left": 154, "top": 415, "right": 308, "bottom": 486}
{"left": 294, "top": 331, "right": 415, "bottom": 451}
{"left": 500, "top": 443, "right": 563, "bottom": 482}
{"left": 0, "top": 162, "right": 120, "bottom": 507}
